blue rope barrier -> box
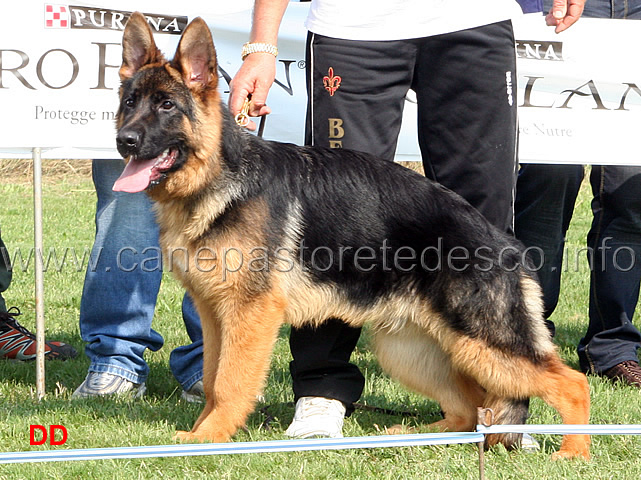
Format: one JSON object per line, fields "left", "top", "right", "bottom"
{"left": 477, "top": 424, "right": 641, "bottom": 435}
{"left": 0, "top": 432, "right": 483, "bottom": 464}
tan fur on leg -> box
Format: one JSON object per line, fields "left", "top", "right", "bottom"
{"left": 175, "top": 292, "right": 286, "bottom": 443}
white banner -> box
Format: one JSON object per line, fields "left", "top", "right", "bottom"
{"left": 515, "top": 14, "right": 641, "bottom": 165}
{"left": 1, "top": 3, "right": 640, "bottom": 164}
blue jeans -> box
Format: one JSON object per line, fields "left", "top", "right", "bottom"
{"left": 542, "top": 0, "right": 641, "bottom": 17}
{"left": 79, "top": 159, "right": 203, "bottom": 389}
{"left": 580, "top": 0, "right": 641, "bottom": 18}
{"left": 515, "top": 164, "right": 584, "bottom": 319}
{"left": 516, "top": 164, "right": 641, "bottom": 373}
{"left": 582, "top": 166, "right": 641, "bottom": 372}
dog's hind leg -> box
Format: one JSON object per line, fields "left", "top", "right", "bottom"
{"left": 482, "top": 395, "right": 529, "bottom": 450}
{"left": 373, "top": 323, "right": 486, "bottom": 434}
{"left": 174, "top": 291, "right": 286, "bottom": 443}
{"left": 450, "top": 338, "right": 591, "bottom": 459}
{"left": 534, "top": 356, "right": 591, "bottom": 460}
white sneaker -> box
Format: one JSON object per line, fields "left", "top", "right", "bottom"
{"left": 72, "top": 372, "right": 146, "bottom": 399}
{"left": 521, "top": 433, "right": 541, "bottom": 452}
{"left": 285, "top": 396, "right": 346, "bottom": 439}
{"left": 181, "top": 380, "right": 205, "bottom": 403}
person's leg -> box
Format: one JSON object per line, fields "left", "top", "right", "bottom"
{"left": 169, "top": 293, "right": 204, "bottom": 392}
{"left": 75, "top": 159, "right": 164, "bottom": 395}
{"left": 514, "top": 164, "right": 584, "bottom": 320}
{"left": 414, "top": 20, "right": 517, "bottom": 232}
{"left": 578, "top": 165, "right": 641, "bottom": 383}
{"left": 0, "top": 228, "right": 76, "bottom": 360}
{"left": 0, "top": 230, "right": 11, "bottom": 313}
{"left": 294, "top": 33, "right": 416, "bottom": 399}
{"left": 286, "top": 34, "right": 416, "bottom": 435}
{"left": 304, "top": 34, "right": 415, "bottom": 160}
{"left": 413, "top": 20, "right": 539, "bottom": 449}
{"left": 289, "top": 317, "right": 365, "bottom": 409}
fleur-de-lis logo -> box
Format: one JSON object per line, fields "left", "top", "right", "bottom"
{"left": 323, "top": 67, "right": 341, "bottom": 96}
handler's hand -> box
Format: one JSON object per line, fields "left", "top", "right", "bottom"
{"left": 229, "top": 53, "right": 276, "bottom": 131}
{"left": 546, "top": 0, "right": 585, "bottom": 33}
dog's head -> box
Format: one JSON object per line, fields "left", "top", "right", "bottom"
{"left": 113, "top": 12, "right": 222, "bottom": 199}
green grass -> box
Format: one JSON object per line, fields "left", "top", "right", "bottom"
{"left": 1, "top": 163, "right": 641, "bottom": 479}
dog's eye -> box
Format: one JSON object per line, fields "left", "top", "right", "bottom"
{"left": 124, "top": 98, "right": 135, "bottom": 108}
{"left": 160, "top": 100, "right": 175, "bottom": 111}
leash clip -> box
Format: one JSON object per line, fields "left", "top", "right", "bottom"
{"left": 235, "top": 98, "right": 251, "bottom": 128}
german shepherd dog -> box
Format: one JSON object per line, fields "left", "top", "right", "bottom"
{"left": 114, "top": 13, "right": 590, "bottom": 459}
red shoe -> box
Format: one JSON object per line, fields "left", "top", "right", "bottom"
{"left": 0, "top": 307, "right": 77, "bottom": 360}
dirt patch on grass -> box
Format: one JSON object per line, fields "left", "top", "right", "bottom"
{"left": 0, "top": 159, "right": 93, "bottom": 184}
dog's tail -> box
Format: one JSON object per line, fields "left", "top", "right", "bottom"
{"left": 482, "top": 395, "right": 530, "bottom": 450}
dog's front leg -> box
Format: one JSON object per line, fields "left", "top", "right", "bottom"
{"left": 174, "top": 293, "right": 286, "bottom": 443}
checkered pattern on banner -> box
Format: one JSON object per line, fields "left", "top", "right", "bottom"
{"left": 44, "top": 4, "right": 70, "bottom": 28}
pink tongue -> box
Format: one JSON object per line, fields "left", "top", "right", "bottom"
{"left": 112, "top": 158, "right": 157, "bottom": 193}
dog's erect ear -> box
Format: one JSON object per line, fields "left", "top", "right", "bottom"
{"left": 172, "top": 17, "right": 218, "bottom": 90}
{"left": 120, "top": 12, "right": 163, "bottom": 80}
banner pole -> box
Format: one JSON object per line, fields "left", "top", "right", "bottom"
{"left": 32, "top": 147, "right": 45, "bottom": 400}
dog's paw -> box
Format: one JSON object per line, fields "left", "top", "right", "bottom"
{"left": 551, "top": 449, "right": 590, "bottom": 461}
{"left": 384, "top": 424, "right": 417, "bottom": 435}
{"left": 173, "top": 429, "right": 232, "bottom": 443}
{"left": 173, "top": 430, "right": 199, "bottom": 442}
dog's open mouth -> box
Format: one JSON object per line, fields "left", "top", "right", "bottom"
{"left": 112, "top": 148, "right": 178, "bottom": 193}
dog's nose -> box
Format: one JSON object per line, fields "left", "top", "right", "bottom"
{"left": 117, "top": 130, "right": 140, "bottom": 148}
{"left": 116, "top": 128, "right": 142, "bottom": 154}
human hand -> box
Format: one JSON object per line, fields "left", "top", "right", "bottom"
{"left": 545, "top": 0, "right": 585, "bottom": 33}
{"left": 229, "top": 53, "right": 276, "bottom": 131}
